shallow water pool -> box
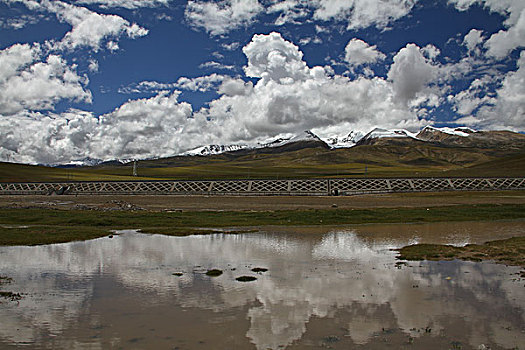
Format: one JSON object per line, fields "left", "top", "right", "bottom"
{"left": 1, "top": 221, "right": 524, "bottom": 349}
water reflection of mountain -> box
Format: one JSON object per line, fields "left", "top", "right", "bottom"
{"left": 0, "top": 228, "right": 524, "bottom": 349}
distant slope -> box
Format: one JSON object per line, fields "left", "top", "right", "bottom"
{"left": 0, "top": 162, "right": 157, "bottom": 183}
{"left": 443, "top": 153, "right": 525, "bottom": 178}
{"left": 417, "top": 127, "right": 525, "bottom": 150}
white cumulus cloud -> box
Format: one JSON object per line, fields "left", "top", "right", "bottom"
{"left": 463, "top": 29, "right": 484, "bottom": 54}
{"left": 0, "top": 32, "right": 433, "bottom": 164}
{"left": 485, "top": 8, "right": 525, "bottom": 58}
{"left": 218, "top": 77, "right": 254, "bottom": 96}
{"left": 196, "top": 32, "right": 427, "bottom": 144}
{"left": 185, "top": 0, "right": 263, "bottom": 36}
{"left": 473, "top": 50, "right": 525, "bottom": 130}
{"left": 450, "top": 0, "right": 525, "bottom": 59}
{"left": 267, "top": 0, "right": 310, "bottom": 26}
{"left": 118, "top": 81, "right": 178, "bottom": 94}
{"left": 88, "top": 59, "right": 99, "bottom": 73}
{"left": 199, "top": 61, "right": 235, "bottom": 71}
{"left": 313, "top": 0, "right": 417, "bottom": 30}
{"left": 175, "top": 74, "right": 227, "bottom": 92}
{"left": 0, "top": 43, "right": 91, "bottom": 116}
{"left": 344, "top": 38, "right": 386, "bottom": 67}
{"left": 46, "top": 1, "right": 148, "bottom": 52}
{"left": 6, "top": 0, "right": 149, "bottom": 52}
{"left": 89, "top": 91, "right": 196, "bottom": 160}
{"left": 243, "top": 32, "right": 311, "bottom": 83}
{"left": 0, "top": 91, "right": 200, "bottom": 164}
{"left": 448, "top": 75, "right": 496, "bottom": 116}
{"left": 387, "top": 43, "right": 439, "bottom": 106}
{"left": 76, "top": 0, "right": 171, "bottom": 9}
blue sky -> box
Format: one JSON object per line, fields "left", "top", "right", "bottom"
{"left": 0, "top": 0, "right": 524, "bottom": 164}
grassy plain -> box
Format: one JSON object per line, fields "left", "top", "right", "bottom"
{"left": 1, "top": 203, "right": 525, "bottom": 246}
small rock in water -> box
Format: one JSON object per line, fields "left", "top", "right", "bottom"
{"left": 205, "top": 269, "right": 223, "bottom": 277}
{"left": 251, "top": 267, "right": 268, "bottom": 273}
{"left": 236, "top": 276, "right": 257, "bottom": 282}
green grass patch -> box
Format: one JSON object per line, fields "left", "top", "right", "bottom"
{"left": 0, "top": 225, "right": 110, "bottom": 246}
{"left": 397, "top": 236, "right": 525, "bottom": 268}
{"left": 1, "top": 204, "right": 525, "bottom": 246}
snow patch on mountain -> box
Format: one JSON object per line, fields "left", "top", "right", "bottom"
{"left": 420, "top": 126, "right": 476, "bottom": 137}
{"left": 182, "top": 144, "right": 249, "bottom": 156}
{"left": 257, "top": 137, "right": 290, "bottom": 148}
{"left": 324, "top": 131, "right": 364, "bottom": 148}
{"left": 288, "top": 130, "right": 323, "bottom": 142}
{"left": 44, "top": 157, "right": 105, "bottom": 167}
{"left": 258, "top": 131, "right": 324, "bottom": 148}
{"left": 360, "top": 128, "right": 418, "bottom": 141}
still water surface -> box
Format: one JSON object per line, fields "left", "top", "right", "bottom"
{"left": 1, "top": 221, "right": 525, "bottom": 349}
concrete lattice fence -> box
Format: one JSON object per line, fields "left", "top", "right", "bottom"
{"left": 0, "top": 178, "right": 524, "bottom": 196}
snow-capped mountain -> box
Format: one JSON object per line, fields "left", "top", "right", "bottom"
{"left": 45, "top": 157, "right": 105, "bottom": 167}
{"left": 416, "top": 126, "right": 525, "bottom": 149}
{"left": 257, "top": 137, "right": 291, "bottom": 148}
{"left": 182, "top": 144, "right": 249, "bottom": 156}
{"left": 288, "top": 130, "right": 323, "bottom": 143}
{"left": 324, "top": 131, "right": 364, "bottom": 149}
{"left": 258, "top": 130, "right": 323, "bottom": 148}
{"left": 369, "top": 128, "right": 418, "bottom": 139}
{"left": 356, "top": 128, "right": 419, "bottom": 145}
{"left": 51, "top": 125, "right": 516, "bottom": 166}
{"left": 180, "top": 126, "right": 482, "bottom": 158}
{"left": 181, "top": 131, "right": 328, "bottom": 158}
{"left": 416, "top": 126, "right": 476, "bottom": 142}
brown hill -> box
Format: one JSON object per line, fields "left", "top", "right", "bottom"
{"left": 416, "top": 128, "right": 525, "bottom": 150}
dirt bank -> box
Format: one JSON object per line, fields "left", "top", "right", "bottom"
{"left": 1, "top": 191, "right": 524, "bottom": 211}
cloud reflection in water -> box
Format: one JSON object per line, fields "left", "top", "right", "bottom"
{"left": 0, "top": 227, "right": 524, "bottom": 349}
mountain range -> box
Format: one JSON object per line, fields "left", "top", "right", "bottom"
{"left": 50, "top": 125, "right": 525, "bottom": 168}
{"left": 180, "top": 126, "right": 525, "bottom": 157}
{"left": 2, "top": 125, "right": 525, "bottom": 182}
